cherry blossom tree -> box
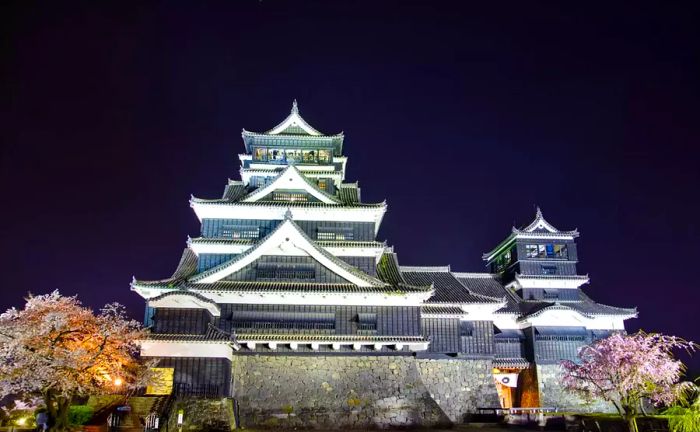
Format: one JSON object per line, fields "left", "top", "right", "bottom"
{"left": 561, "top": 331, "right": 697, "bottom": 432}
{"left": 0, "top": 291, "right": 152, "bottom": 431}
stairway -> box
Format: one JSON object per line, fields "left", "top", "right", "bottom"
{"left": 82, "top": 396, "right": 166, "bottom": 432}
{"left": 119, "top": 396, "right": 161, "bottom": 430}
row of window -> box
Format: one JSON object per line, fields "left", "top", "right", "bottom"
{"left": 217, "top": 225, "right": 355, "bottom": 241}
{"left": 525, "top": 244, "right": 568, "bottom": 259}
{"left": 317, "top": 227, "right": 354, "bottom": 241}
{"left": 272, "top": 191, "right": 309, "bottom": 202}
{"left": 231, "top": 321, "right": 335, "bottom": 334}
{"left": 221, "top": 226, "right": 260, "bottom": 239}
{"left": 253, "top": 147, "right": 332, "bottom": 164}
{"left": 256, "top": 263, "right": 316, "bottom": 280}
{"left": 229, "top": 313, "right": 378, "bottom": 334}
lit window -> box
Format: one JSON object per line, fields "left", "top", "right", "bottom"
{"left": 302, "top": 150, "right": 316, "bottom": 163}
{"left": 220, "top": 226, "right": 260, "bottom": 239}
{"left": 526, "top": 244, "right": 568, "bottom": 259}
{"left": 256, "top": 263, "right": 315, "bottom": 280}
{"left": 285, "top": 149, "right": 302, "bottom": 163}
{"left": 254, "top": 147, "right": 267, "bottom": 161}
{"left": 273, "top": 192, "right": 308, "bottom": 202}
{"left": 317, "top": 227, "right": 354, "bottom": 241}
{"left": 318, "top": 149, "right": 331, "bottom": 163}
{"left": 318, "top": 179, "right": 327, "bottom": 191}
{"left": 268, "top": 149, "right": 283, "bottom": 161}
{"left": 550, "top": 244, "right": 568, "bottom": 258}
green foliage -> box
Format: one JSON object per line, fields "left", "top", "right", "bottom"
{"left": 281, "top": 404, "right": 294, "bottom": 414}
{"left": 68, "top": 405, "right": 94, "bottom": 425}
{"left": 664, "top": 385, "right": 700, "bottom": 432}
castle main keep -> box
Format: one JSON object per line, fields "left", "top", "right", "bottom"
{"left": 132, "top": 102, "right": 636, "bottom": 428}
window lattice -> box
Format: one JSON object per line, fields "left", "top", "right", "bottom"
{"left": 273, "top": 192, "right": 308, "bottom": 202}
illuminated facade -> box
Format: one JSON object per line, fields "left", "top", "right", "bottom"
{"left": 132, "top": 101, "right": 636, "bottom": 409}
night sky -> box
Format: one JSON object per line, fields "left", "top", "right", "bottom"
{"left": 2, "top": 2, "right": 699, "bottom": 375}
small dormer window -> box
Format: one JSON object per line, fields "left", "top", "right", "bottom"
{"left": 318, "top": 179, "right": 327, "bottom": 191}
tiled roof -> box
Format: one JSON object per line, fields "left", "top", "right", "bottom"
{"left": 236, "top": 334, "right": 428, "bottom": 343}
{"left": 493, "top": 358, "right": 530, "bottom": 369}
{"left": 189, "top": 237, "right": 385, "bottom": 249}
{"left": 171, "top": 248, "right": 199, "bottom": 280}
{"left": 222, "top": 182, "right": 247, "bottom": 201}
{"left": 511, "top": 207, "right": 580, "bottom": 237}
{"left": 241, "top": 168, "right": 339, "bottom": 177}
{"left": 189, "top": 237, "right": 257, "bottom": 246}
{"left": 190, "top": 196, "right": 384, "bottom": 209}
{"left": 400, "top": 267, "right": 501, "bottom": 304}
{"left": 517, "top": 296, "right": 637, "bottom": 320}
{"left": 568, "top": 293, "right": 637, "bottom": 317}
{"left": 377, "top": 253, "right": 433, "bottom": 292}
{"left": 132, "top": 249, "right": 199, "bottom": 288}
{"left": 516, "top": 274, "right": 589, "bottom": 281}
{"left": 453, "top": 273, "right": 519, "bottom": 314}
{"left": 135, "top": 280, "right": 431, "bottom": 294}
{"left": 148, "top": 289, "right": 218, "bottom": 305}
{"left": 239, "top": 164, "right": 342, "bottom": 204}
{"left": 338, "top": 183, "right": 360, "bottom": 204}
{"left": 147, "top": 327, "right": 231, "bottom": 342}
{"left": 317, "top": 240, "right": 386, "bottom": 248}
{"left": 420, "top": 306, "right": 465, "bottom": 316}
{"left": 187, "top": 217, "right": 387, "bottom": 287}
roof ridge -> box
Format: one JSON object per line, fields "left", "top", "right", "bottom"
{"left": 400, "top": 265, "right": 451, "bottom": 272}
{"left": 451, "top": 272, "right": 496, "bottom": 278}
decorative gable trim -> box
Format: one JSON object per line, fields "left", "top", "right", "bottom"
{"left": 241, "top": 165, "right": 340, "bottom": 205}
{"left": 267, "top": 100, "right": 322, "bottom": 136}
{"left": 521, "top": 207, "right": 558, "bottom": 232}
{"left": 512, "top": 207, "right": 579, "bottom": 237}
{"left": 190, "top": 216, "right": 385, "bottom": 287}
{"left": 148, "top": 291, "right": 221, "bottom": 317}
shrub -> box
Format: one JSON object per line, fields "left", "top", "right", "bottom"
{"left": 664, "top": 387, "right": 700, "bottom": 432}
{"left": 68, "top": 405, "right": 94, "bottom": 425}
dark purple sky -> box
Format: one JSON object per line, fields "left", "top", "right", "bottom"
{"left": 2, "top": 1, "right": 699, "bottom": 375}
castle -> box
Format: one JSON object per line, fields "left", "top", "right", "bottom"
{"left": 132, "top": 101, "right": 636, "bottom": 427}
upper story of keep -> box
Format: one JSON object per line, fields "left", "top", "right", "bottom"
{"left": 189, "top": 100, "right": 387, "bottom": 244}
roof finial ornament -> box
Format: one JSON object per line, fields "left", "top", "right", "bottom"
{"left": 291, "top": 99, "right": 299, "bottom": 114}
{"left": 535, "top": 206, "right": 543, "bottom": 218}
{"left": 284, "top": 208, "right": 293, "bottom": 220}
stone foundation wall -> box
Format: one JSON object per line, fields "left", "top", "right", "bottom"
{"left": 416, "top": 358, "right": 499, "bottom": 422}
{"left": 537, "top": 364, "right": 615, "bottom": 413}
{"left": 231, "top": 355, "right": 499, "bottom": 429}
{"left": 166, "top": 398, "right": 232, "bottom": 432}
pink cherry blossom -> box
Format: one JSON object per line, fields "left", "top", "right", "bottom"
{"left": 561, "top": 331, "right": 697, "bottom": 432}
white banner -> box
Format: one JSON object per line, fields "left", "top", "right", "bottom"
{"left": 494, "top": 373, "right": 518, "bottom": 387}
